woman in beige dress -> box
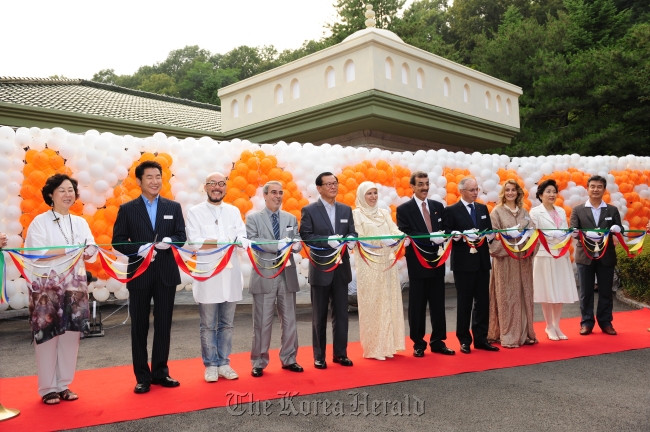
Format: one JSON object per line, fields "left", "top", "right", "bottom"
{"left": 529, "top": 179, "right": 579, "bottom": 341}
{"left": 488, "top": 180, "right": 537, "bottom": 347}
{"left": 352, "top": 181, "right": 406, "bottom": 360}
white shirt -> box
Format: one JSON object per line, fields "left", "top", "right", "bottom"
{"left": 186, "top": 201, "right": 246, "bottom": 304}
{"left": 25, "top": 211, "right": 97, "bottom": 289}
{"left": 413, "top": 196, "right": 430, "bottom": 229}
{"left": 585, "top": 199, "right": 607, "bottom": 224}
{"left": 319, "top": 196, "right": 336, "bottom": 229}
{"left": 460, "top": 198, "right": 475, "bottom": 215}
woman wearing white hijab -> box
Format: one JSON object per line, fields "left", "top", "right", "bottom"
{"left": 352, "top": 181, "right": 406, "bottom": 360}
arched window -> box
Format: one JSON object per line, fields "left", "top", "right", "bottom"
{"left": 385, "top": 57, "right": 393, "bottom": 79}
{"left": 401, "top": 63, "right": 410, "bottom": 85}
{"left": 416, "top": 68, "right": 424, "bottom": 89}
{"left": 274, "top": 84, "right": 283, "bottom": 105}
{"left": 463, "top": 84, "right": 470, "bottom": 103}
{"left": 290, "top": 79, "right": 300, "bottom": 99}
{"left": 443, "top": 77, "right": 450, "bottom": 97}
{"left": 345, "top": 60, "right": 355, "bottom": 82}
{"left": 496, "top": 95, "right": 502, "bottom": 113}
{"left": 506, "top": 98, "right": 512, "bottom": 115}
{"left": 325, "top": 66, "right": 335, "bottom": 88}
{"left": 485, "top": 92, "right": 491, "bottom": 109}
{"left": 231, "top": 99, "right": 239, "bottom": 118}
{"left": 245, "top": 94, "right": 252, "bottom": 114}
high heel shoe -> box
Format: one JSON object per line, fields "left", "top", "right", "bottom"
{"left": 545, "top": 328, "right": 560, "bottom": 341}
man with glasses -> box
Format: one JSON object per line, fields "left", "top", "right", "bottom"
{"left": 442, "top": 176, "right": 498, "bottom": 354}
{"left": 300, "top": 172, "right": 358, "bottom": 369}
{"left": 570, "top": 175, "right": 622, "bottom": 336}
{"left": 246, "top": 181, "right": 303, "bottom": 377}
{"left": 185, "top": 172, "right": 248, "bottom": 383}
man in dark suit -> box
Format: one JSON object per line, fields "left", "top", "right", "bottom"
{"left": 113, "top": 160, "right": 187, "bottom": 394}
{"left": 442, "top": 176, "right": 499, "bottom": 354}
{"left": 397, "top": 171, "right": 453, "bottom": 358}
{"left": 570, "top": 175, "right": 622, "bottom": 336}
{"left": 299, "top": 172, "right": 358, "bottom": 369}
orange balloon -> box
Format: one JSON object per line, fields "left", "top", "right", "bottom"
{"left": 104, "top": 206, "right": 119, "bottom": 224}
{"left": 96, "top": 234, "right": 112, "bottom": 247}
{"left": 282, "top": 171, "right": 293, "bottom": 183}
{"left": 376, "top": 170, "right": 387, "bottom": 183}
{"left": 268, "top": 168, "right": 283, "bottom": 181}
{"left": 246, "top": 157, "right": 260, "bottom": 170}
{"left": 92, "top": 220, "right": 108, "bottom": 235}
{"left": 233, "top": 198, "right": 248, "bottom": 210}
{"left": 239, "top": 150, "right": 254, "bottom": 162}
{"left": 235, "top": 162, "right": 249, "bottom": 175}
{"left": 27, "top": 170, "right": 47, "bottom": 188}
{"left": 244, "top": 184, "right": 257, "bottom": 197}
{"left": 366, "top": 168, "right": 378, "bottom": 181}
{"left": 260, "top": 158, "right": 274, "bottom": 173}
{"left": 247, "top": 170, "right": 260, "bottom": 184}
{"left": 20, "top": 199, "right": 38, "bottom": 213}
{"left": 345, "top": 178, "right": 358, "bottom": 190}
{"left": 25, "top": 149, "right": 38, "bottom": 164}
{"left": 154, "top": 156, "right": 169, "bottom": 169}
{"left": 32, "top": 153, "right": 49, "bottom": 170}
{"left": 49, "top": 155, "right": 64, "bottom": 169}
{"left": 232, "top": 176, "right": 247, "bottom": 190}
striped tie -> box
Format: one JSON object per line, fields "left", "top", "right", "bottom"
{"left": 271, "top": 213, "right": 280, "bottom": 240}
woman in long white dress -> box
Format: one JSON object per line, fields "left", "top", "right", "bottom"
{"left": 26, "top": 174, "right": 97, "bottom": 404}
{"left": 352, "top": 181, "right": 405, "bottom": 360}
{"left": 529, "top": 179, "right": 578, "bottom": 341}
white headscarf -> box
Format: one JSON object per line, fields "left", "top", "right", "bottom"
{"left": 355, "top": 181, "right": 386, "bottom": 227}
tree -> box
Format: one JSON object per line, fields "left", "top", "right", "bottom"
{"left": 155, "top": 45, "right": 211, "bottom": 82}
{"left": 91, "top": 69, "right": 118, "bottom": 84}
{"left": 177, "top": 61, "right": 240, "bottom": 105}
{"left": 326, "top": 0, "right": 406, "bottom": 43}
{"left": 136, "top": 73, "right": 179, "bottom": 97}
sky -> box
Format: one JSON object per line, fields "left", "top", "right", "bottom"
{"left": 1, "top": 0, "right": 415, "bottom": 80}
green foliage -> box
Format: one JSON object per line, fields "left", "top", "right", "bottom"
{"left": 88, "top": 1, "right": 649, "bottom": 156}
{"left": 616, "top": 240, "right": 650, "bottom": 303}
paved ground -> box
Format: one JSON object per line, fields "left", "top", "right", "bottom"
{"left": 1, "top": 286, "right": 648, "bottom": 431}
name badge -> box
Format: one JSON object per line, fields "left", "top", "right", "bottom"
{"left": 164, "top": 215, "right": 173, "bottom": 219}
{"left": 481, "top": 215, "right": 487, "bottom": 220}
{"left": 341, "top": 219, "right": 348, "bottom": 223}
{"left": 605, "top": 217, "right": 612, "bottom": 221}
{"left": 438, "top": 218, "right": 442, "bottom": 222}
{"left": 286, "top": 226, "right": 293, "bottom": 231}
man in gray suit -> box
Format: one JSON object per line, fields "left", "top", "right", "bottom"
{"left": 300, "top": 172, "right": 358, "bottom": 369}
{"left": 570, "top": 175, "right": 623, "bottom": 336}
{"left": 246, "top": 181, "right": 304, "bottom": 377}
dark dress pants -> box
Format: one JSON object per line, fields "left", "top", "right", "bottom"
{"left": 310, "top": 267, "right": 349, "bottom": 361}
{"left": 408, "top": 275, "right": 447, "bottom": 350}
{"left": 577, "top": 262, "right": 615, "bottom": 329}
{"left": 453, "top": 269, "right": 490, "bottom": 346}
{"left": 128, "top": 274, "right": 177, "bottom": 383}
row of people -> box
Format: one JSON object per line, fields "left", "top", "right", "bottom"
{"left": 15, "top": 162, "right": 625, "bottom": 404}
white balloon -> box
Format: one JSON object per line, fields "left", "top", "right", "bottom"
{"left": 83, "top": 204, "right": 97, "bottom": 216}
{"left": 92, "top": 287, "right": 110, "bottom": 302}
{"left": 102, "top": 157, "right": 117, "bottom": 172}
{"left": 8, "top": 293, "right": 25, "bottom": 310}
{"left": 93, "top": 180, "right": 109, "bottom": 194}
{"left": 114, "top": 166, "right": 129, "bottom": 180}
{"left": 6, "top": 181, "right": 20, "bottom": 196}
{"left": 114, "top": 288, "right": 129, "bottom": 300}
{"left": 4, "top": 205, "right": 21, "bottom": 221}
{"left": 89, "top": 163, "right": 105, "bottom": 179}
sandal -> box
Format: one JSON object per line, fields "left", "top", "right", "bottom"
{"left": 524, "top": 338, "right": 538, "bottom": 345}
{"left": 42, "top": 392, "right": 60, "bottom": 405}
{"left": 58, "top": 389, "right": 78, "bottom": 401}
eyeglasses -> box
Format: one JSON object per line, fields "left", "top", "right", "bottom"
{"left": 321, "top": 182, "right": 339, "bottom": 188}
{"left": 464, "top": 188, "right": 480, "bottom": 193}
{"left": 267, "top": 190, "right": 284, "bottom": 196}
{"left": 205, "top": 181, "right": 226, "bottom": 188}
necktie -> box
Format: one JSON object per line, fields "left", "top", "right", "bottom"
{"left": 271, "top": 213, "right": 280, "bottom": 240}
{"left": 421, "top": 202, "right": 433, "bottom": 232}
{"left": 468, "top": 203, "right": 477, "bottom": 226}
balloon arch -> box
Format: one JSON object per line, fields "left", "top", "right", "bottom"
{"left": 1, "top": 126, "right": 649, "bottom": 310}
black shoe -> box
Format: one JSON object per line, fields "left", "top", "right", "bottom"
{"left": 151, "top": 376, "right": 180, "bottom": 387}
{"left": 413, "top": 348, "right": 425, "bottom": 357}
{"left": 460, "top": 344, "right": 471, "bottom": 354}
{"left": 333, "top": 356, "right": 353, "bottom": 366}
{"left": 431, "top": 346, "right": 456, "bottom": 356}
{"left": 251, "top": 367, "right": 264, "bottom": 377}
{"left": 314, "top": 360, "right": 327, "bottom": 369}
{"left": 474, "top": 342, "right": 500, "bottom": 352}
{"left": 134, "top": 383, "right": 150, "bottom": 394}
{"left": 282, "top": 363, "right": 304, "bottom": 372}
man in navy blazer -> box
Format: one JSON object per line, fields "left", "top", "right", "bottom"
{"left": 442, "top": 176, "right": 498, "bottom": 354}
{"left": 299, "top": 172, "right": 357, "bottom": 369}
{"left": 397, "top": 171, "right": 453, "bottom": 358}
{"left": 113, "top": 160, "right": 187, "bottom": 394}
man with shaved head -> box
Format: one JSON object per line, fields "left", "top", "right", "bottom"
{"left": 186, "top": 172, "right": 248, "bottom": 383}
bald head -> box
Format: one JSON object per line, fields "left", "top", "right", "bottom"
{"left": 204, "top": 172, "right": 227, "bottom": 205}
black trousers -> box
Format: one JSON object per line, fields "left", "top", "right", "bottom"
{"left": 408, "top": 275, "right": 447, "bottom": 350}
{"left": 128, "top": 276, "right": 176, "bottom": 384}
{"left": 310, "top": 268, "right": 348, "bottom": 360}
{"left": 453, "top": 269, "right": 490, "bottom": 346}
{"left": 577, "top": 262, "right": 615, "bottom": 329}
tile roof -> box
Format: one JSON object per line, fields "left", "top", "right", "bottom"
{"left": 0, "top": 77, "right": 222, "bottom": 133}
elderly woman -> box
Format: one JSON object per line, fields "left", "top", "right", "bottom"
{"left": 352, "top": 181, "right": 405, "bottom": 360}
{"left": 529, "top": 179, "right": 578, "bottom": 341}
{"left": 488, "top": 180, "right": 537, "bottom": 347}
{"left": 25, "top": 174, "right": 97, "bottom": 405}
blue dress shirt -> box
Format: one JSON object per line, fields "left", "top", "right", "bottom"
{"left": 141, "top": 195, "right": 159, "bottom": 230}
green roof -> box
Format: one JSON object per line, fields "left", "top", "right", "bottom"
{"left": 0, "top": 77, "right": 222, "bottom": 133}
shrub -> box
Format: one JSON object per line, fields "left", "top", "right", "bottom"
{"left": 616, "top": 240, "right": 650, "bottom": 304}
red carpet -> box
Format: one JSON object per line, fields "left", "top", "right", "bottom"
{"left": 2, "top": 309, "right": 649, "bottom": 431}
